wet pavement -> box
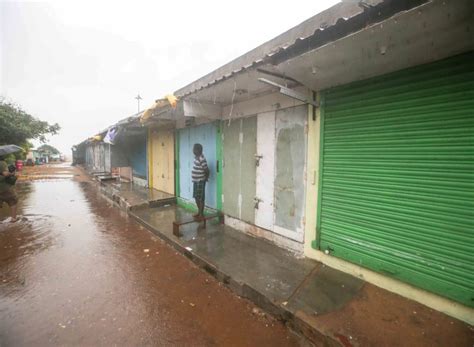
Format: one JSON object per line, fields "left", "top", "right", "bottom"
{"left": 131, "top": 205, "right": 317, "bottom": 305}
{"left": 100, "top": 182, "right": 176, "bottom": 211}
{"left": 131, "top": 203, "right": 474, "bottom": 347}
{"left": 0, "top": 166, "right": 302, "bottom": 346}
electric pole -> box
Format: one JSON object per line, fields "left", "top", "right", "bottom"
{"left": 135, "top": 94, "right": 142, "bottom": 113}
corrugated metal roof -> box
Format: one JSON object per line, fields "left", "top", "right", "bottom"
{"left": 115, "top": 111, "right": 144, "bottom": 127}
{"left": 175, "top": 0, "right": 429, "bottom": 98}
{"left": 75, "top": 111, "right": 145, "bottom": 147}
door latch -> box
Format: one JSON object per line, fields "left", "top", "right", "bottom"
{"left": 254, "top": 154, "right": 263, "bottom": 166}
{"left": 254, "top": 197, "right": 263, "bottom": 209}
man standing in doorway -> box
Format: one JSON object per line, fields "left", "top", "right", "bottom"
{"left": 192, "top": 143, "right": 209, "bottom": 220}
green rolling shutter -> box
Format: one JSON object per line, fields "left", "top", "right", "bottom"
{"left": 317, "top": 52, "right": 474, "bottom": 307}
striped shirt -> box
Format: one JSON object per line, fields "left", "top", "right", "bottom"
{"left": 192, "top": 154, "right": 208, "bottom": 182}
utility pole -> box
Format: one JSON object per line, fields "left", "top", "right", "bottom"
{"left": 135, "top": 94, "right": 142, "bottom": 113}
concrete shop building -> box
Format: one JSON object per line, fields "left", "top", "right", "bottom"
{"left": 143, "top": 97, "right": 178, "bottom": 195}
{"left": 114, "top": 114, "right": 149, "bottom": 186}
{"left": 77, "top": 0, "right": 473, "bottom": 321}
{"left": 85, "top": 141, "right": 114, "bottom": 173}
{"left": 169, "top": 0, "right": 473, "bottom": 321}
{"left": 82, "top": 113, "right": 148, "bottom": 186}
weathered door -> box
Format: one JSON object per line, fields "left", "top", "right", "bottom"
{"left": 273, "top": 106, "right": 307, "bottom": 242}
{"left": 85, "top": 146, "right": 93, "bottom": 171}
{"left": 222, "top": 117, "right": 257, "bottom": 223}
{"left": 254, "top": 111, "right": 275, "bottom": 231}
{"left": 178, "top": 122, "right": 218, "bottom": 209}
{"left": 94, "top": 144, "right": 106, "bottom": 172}
{"left": 104, "top": 144, "right": 111, "bottom": 173}
{"left": 150, "top": 129, "right": 175, "bottom": 194}
{"left": 92, "top": 145, "right": 98, "bottom": 171}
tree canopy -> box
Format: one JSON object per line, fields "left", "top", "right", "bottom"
{"left": 37, "top": 144, "right": 60, "bottom": 154}
{"left": 0, "top": 98, "right": 60, "bottom": 146}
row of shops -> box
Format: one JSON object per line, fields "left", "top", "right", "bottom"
{"left": 73, "top": 115, "right": 148, "bottom": 185}
{"left": 73, "top": 0, "right": 473, "bottom": 319}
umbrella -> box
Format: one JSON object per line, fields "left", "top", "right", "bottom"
{"left": 0, "top": 145, "right": 23, "bottom": 156}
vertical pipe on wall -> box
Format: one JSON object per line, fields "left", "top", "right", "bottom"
{"left": 304, "top": 91, "right": 322, "bottom": 255}
{"left": 145, "top": 130, "right": 149, "bottom": 184}
{"left": 216, "top": 121, "right": 223, "bottom": 211}
{"left": 314, "top": 92, "right": 325, "bottom": 249}
{"left": 147, "top": 129, "right": 153, "bottom": 188}
{"left": 174, "top": 129, "right": 180, "bottom": 197}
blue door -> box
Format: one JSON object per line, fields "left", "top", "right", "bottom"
{"left": 178, "top": 123, "right": 217, "bottom": 208}
{"left": 128, "top": 135, "right": 147, "bottom": 179}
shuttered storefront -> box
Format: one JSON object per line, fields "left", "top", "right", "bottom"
{"left": 317, "top": 52, "right": 473, "bottom": 306}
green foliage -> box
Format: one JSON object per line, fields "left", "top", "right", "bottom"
{"left": 17, "top": 142, "right": 33, "bottom": 160}
{"left": 37, "top": 144, "right": 60, "bottom": 154}
{"left": 3, "top": 154, "right": 16, "bottom": 165}
{"left": 0, "top": 98, "right": 60, "bottom": 145}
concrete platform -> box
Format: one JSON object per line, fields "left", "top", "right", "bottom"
{"left": 131, "top": 206, "right": 315, "bottom": 307}
{"left": 130, "top": 205, "right": 473, "bottom": 346}
{"left": 100, "top": 182, "right": 175, "bottom": 211}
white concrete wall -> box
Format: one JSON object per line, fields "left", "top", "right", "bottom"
{"left": 221, "top": 88, "right": 305, "bottom": 120}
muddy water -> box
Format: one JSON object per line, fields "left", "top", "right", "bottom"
{"left": 0, "top": 179, "right": 300, "bottom": 346}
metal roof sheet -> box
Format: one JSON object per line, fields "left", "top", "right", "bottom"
{"left": 175, "top": 0, "right": 429, "bottom": 98}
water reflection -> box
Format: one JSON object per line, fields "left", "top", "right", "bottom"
{"left": 0, "top": 179, "right": 297, "bottom": 346}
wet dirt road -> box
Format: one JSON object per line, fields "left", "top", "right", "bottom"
{"left": 0, "top": 165, "right": 301, "bottom": 346}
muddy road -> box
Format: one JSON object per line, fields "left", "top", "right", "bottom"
{"left": 0, "top": 165, "right": 301, "bottom": 346}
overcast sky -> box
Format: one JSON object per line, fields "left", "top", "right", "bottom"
{"left": 1, "top": 0, "right": 339, "bottom": 155}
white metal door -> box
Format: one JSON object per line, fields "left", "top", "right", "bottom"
{"left": 104, "top": 144, "right": 111, "bottom": 172}
{"left": 255, "top": 111, "right": 275, "bottom": 231}
{"left": 272, "top": 106, "right": 307, "bottom": 242}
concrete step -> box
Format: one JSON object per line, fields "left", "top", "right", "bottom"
{"left": 128, "top": 205, "right": 473, "bottom": 346}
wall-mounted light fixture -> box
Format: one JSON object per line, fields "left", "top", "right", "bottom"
{"left": 258, "top": 78, "right": 319, "bottom": 108}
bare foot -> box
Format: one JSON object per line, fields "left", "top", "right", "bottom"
{"left": 10, "top": 218, "right": 17, "bottom": 223}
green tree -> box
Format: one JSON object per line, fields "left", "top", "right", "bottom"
{"left": 0, "top": 98, "right": 60, "bottom": 145}
{"left": 37, "top": 144, "right": 60, "bottom": 155}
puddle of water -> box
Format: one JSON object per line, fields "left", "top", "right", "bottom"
{"left": 21, "top": 175, "right": 75, "bottom": 179}
{"left": 0, "top": 179, "right": 298, "bottom": 346}
{"left": 0, "top": 180, "right": 196, "bottom": 344}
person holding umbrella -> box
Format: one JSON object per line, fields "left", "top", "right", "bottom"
{"left": 0, "top": 145, "right": 22, "bottom": 222}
